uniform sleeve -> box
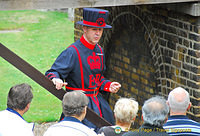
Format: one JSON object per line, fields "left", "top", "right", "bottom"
{"left": 98, "top": 46, "right": 112, "bottom": 92}
{"left": 45, "top": 47, "right": 75, "bottom": 80}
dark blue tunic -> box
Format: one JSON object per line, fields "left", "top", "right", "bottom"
{"left": 45, "top": 35, "right": 115, "bottom": 130}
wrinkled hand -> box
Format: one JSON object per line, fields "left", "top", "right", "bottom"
{"left": 109, "top": 82, "right": 121, "bottom": 93}
{"left": 52, "top": 78, "right": 68, "bottom": 90}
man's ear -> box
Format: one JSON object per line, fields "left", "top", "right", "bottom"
{"left": 165, "top": 115, "right": 168, "bottom": 123}
{"left": 24, "top": 103, "right": 31, "bottom": 114}
{"left": 83, "top": 106, "right": 87, "bottom": 113}
{"left": 166, "top": 101, "right": 169, "bottom": 106}
{"left": 83, "top": 106, "right": 87, "bottom": 116}
{"left": 26, "top": 103, "right": 31, "bottom": 110}
{"left": 114, "top": 113, "right": 116, "bottom": 120}
{"left": 82, "top": 26, "right": 87, "bottom": 32}
{"left": 187, "top": 102, "right": 192, "bottom": 111}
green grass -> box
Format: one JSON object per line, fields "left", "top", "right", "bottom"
{"left": 0, "top": 10, "right": 74, "bottom": 123}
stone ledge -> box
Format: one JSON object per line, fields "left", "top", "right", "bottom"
{"left": 160, "top": 2, "right": 200, "bottom": 16}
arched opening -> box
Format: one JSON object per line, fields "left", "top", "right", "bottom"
{"left": 101, "top": 9, "right": 159, "bottom": 126}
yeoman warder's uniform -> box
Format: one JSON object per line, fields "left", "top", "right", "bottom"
{"left": 45, "top": 8, "right": 115, "bottom": 130}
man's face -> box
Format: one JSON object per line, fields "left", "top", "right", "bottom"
{"left": 83, "top": 26, "right": 104, "bottom": 45}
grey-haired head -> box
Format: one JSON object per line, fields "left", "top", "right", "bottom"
{"left": 7, "top": 83, "right": 33, "bottom": 111}
{"left": 142, "top": 96, "right": 169, "bottom": 127}
{"left": 62, "top": 90, "right": 89, "bottom": 117}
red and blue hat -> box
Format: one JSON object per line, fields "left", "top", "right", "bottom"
{"left": 76, "top": 8, "right": 112, "bottom": 29}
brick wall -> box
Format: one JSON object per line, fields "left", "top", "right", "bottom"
{"left": 74, "top": 5, "right": 200, "bottom": 126}
{"left": 101, "top": 7, "right": 158, "bottom": 127}
{"left": 146, "top": 5, "right": 200, "bottom": 122}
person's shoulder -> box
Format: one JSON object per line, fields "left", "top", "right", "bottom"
{"left": 122, "top": 131, "right": 136, "bottom": 136}
{"left": 50, "top": 121, "right": 98, "bottom": 136}
{"left": 156, "top": 131, "right": 170, "bottom": 136}
{"left": 188, "top": 118, "right": 200, "bottom": 126}
{"left": 58, "top": 44, "right": 78, "bottom": 57}
{"left": 98, "top": 126, "right": 113, "bottom": 133}
{"left": 0, "top": 110, "right": 20, "bottom": 120}
{"left": 65, "top": 44, "right": 77, "bottom": 51}
{"left": 0, "top": 110, "right": 7, "bottom": 115}
{"left": 76, "top": 122, "right": 98, "bottom": 135}
{"left": 70, "top": 122, "right": 98, "bottom": 136}
{"left": 99, "top": 126, "right": 113, "bottom": 130}
{"left": 0, "top": 119, "right": 34, "bottom": 136}
{"left": 164, "top": 115, "right": 200, "bottom": 127}
{"left": 98, "top": 126, "right": 128, "bottom": 136}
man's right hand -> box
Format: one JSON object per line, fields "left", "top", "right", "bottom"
{"left": 52, "top": 78, "right": 68, "bottom": 90}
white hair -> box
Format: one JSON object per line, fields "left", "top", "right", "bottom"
{"left": 142, "top": 96, "right": 169, "bottom": 127}
{"left": 114, "top": 98, "right": 138, "bottom": 123}
{"left": 168, "top": 87, "right": 190, "bottom": 113}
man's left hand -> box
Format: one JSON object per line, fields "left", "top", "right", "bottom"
{"left": 109, "top": 82, "right": 121, "bottom": 93}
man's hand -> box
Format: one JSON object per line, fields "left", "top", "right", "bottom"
{"left": 109, "top": 82, "right": 121, "bottom": 93}
{"left": 52, "top": 78, "right": 68, "bottom": 90}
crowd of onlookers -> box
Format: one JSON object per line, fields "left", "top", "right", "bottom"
{"left": 0, "top": 83, "right": 200, "bottom": 136}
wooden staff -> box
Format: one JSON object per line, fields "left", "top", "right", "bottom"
{"left": 0, "top": 43, "right": 111, "bottom": 128}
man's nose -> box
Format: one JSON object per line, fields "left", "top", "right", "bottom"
{"left": 96, "top": 30, "right": 100, "bottom": 34}
{"left": 96, "top": 29, "right": 101, "bottom": 35}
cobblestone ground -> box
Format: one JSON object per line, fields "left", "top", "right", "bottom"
{"left": 34, "top": 122, "right": 57, "bottom": 136}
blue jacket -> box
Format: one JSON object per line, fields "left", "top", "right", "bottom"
{"left": 45, "top": 35, "right": 115, "bottom": 130}
{"left": 46, "top": 35, "right": 111, "bottom": 95}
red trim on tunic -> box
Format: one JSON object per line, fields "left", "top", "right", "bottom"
{"left": 65, "top": 86, "right": 99, "bottom": 96}
{"left": 70, "top": 45, "right": 85, "bottom": 89}
{"left": 97, "top": 44, "right": 104, "bottom": 70}
{"left": 103, "top": 82, "right": 112, "bottom": 92}
{"left": 49, "top": 75, "right": 56, "bottom": 79}
{"left": 80, "top": 35, "right": 95, "bottom": 50}
{"left": 66, "top": 44, "right": 103, "bottom": 116}
{"left": 46, "top": 73, "right": 54, "bottom": 77}
{"left": 91, "top": 96, "right": 102, "bottom": 117}
{"left": 46, "top": 73, "right": 56, "bottom": 79}
{"left": 65, "top": 80, "right": 105, "bottom": 96}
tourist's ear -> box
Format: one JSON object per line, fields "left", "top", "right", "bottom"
{"left": 187, "top": 102, "right": 192, "bottom": 111}
{"left": 166, "top": 101, "right": 169, "bottom": 106}
{"left": 133, "top": 117, "right": 136, "bottom": 121}
{"left": 165, "top": 116, "right": 168, "bottom": 123}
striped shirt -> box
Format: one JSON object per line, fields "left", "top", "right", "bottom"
{"left": 163, "top": 115, "right": 200, "bottom": 136}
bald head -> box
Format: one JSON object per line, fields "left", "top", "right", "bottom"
{"left": 168, "top": 87, "right": 190, "bottom": 114}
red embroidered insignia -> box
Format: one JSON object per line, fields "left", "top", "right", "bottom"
{"left": 87, "top": 52, "right": 101, "bottom": 69}
{"left": 89, "top": 74, "right": 101, "bottom": 88}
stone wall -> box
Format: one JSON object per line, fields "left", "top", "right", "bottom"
{"left": 74, "top": 5, "right": 200, "bottom": 126}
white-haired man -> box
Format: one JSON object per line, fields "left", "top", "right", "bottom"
{"left": 163, "top": 87, "right": 200, "bottom": 135}
{"left": 123, "top": 96, "right": 170, "bottom": 136}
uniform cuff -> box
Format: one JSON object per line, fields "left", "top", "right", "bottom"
{"left": 46, "top": 73, "right": 56, "bottom": 80}
{"left": 103, "top": 82, "right": 112, "bottom": 92}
